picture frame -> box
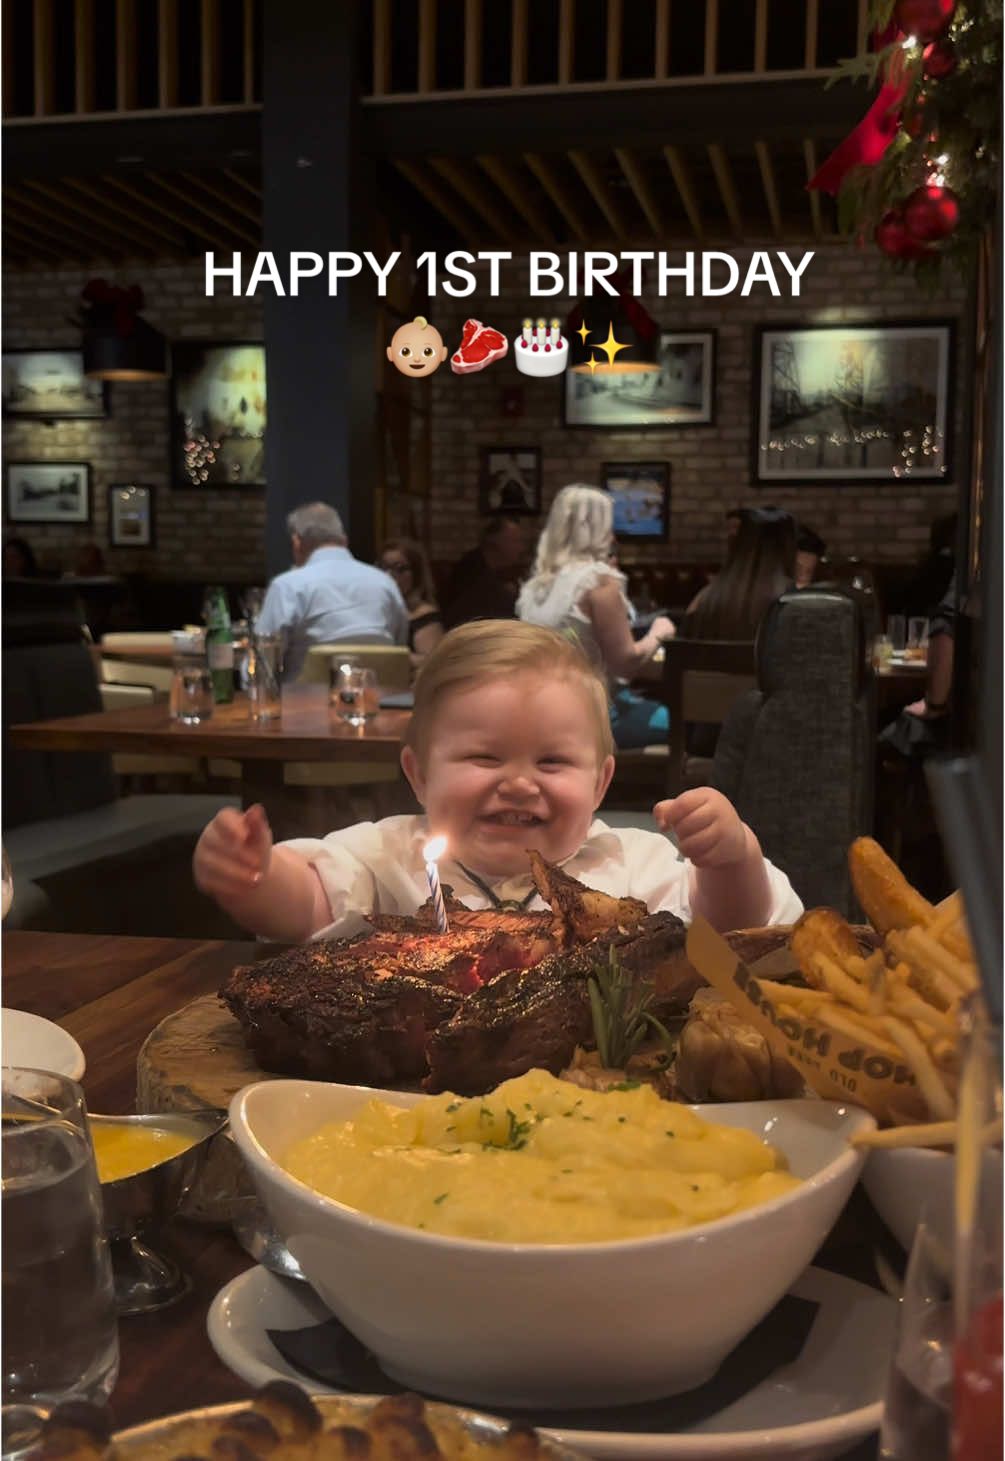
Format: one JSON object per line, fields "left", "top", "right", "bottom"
{"left": 753, "top": 321, "right": 955, "bottom": 484}
{"left": 171, "top": 341, "right": 266, "bottom": 488}
{"left": 2, "top": 349, "right": 108, "bottom": 420}
{"left": 479, "top": 446, "right": 542, "bottom": 516}
{"left": 564, "top": 330, "right": 715, "bottom": 429}
{"left": 5, "top": 462, "right": 91, "bottom": 524}
{"left": 602, "top": 461, "right": 671, "bottom": 542}
{"left": 108, "top": 483, "right": 155, "bottom": 547}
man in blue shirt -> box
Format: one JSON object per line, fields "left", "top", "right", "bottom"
{"left": 257, "top": 502, "right": 408, "bottom": 680}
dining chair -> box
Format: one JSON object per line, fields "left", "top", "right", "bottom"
{"left": 300, "top": 643, "right": 412, "bottom": 693}
{"left": 658, "top": 638, "right": 758, "bottom": 797}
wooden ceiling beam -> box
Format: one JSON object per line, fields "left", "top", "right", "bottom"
{"left": 464, "top": 0, "right": 483, "bottom": 91}
{"left": 243, "top": 0, "right": 255, "bottom": 101}
{"left": 75, "top": 0, "right": 96, "bottom": 113}
{"left": 525, "top": 152, "right": 590, "bottom": 242}
{"left": 201, "top": 0, "right": 221, "bottom": 106}
{"left": 222, "top": 168, "right": 262, "bottom": 200}
{"left": 707, "top": 142, "right": 743, "bottom": 238}
{"left": 511, "top": 0, "right": 528, "bottom": 86}
{"left": 754, "top": 141, "right": 783, "bottom": 238}
{"left": 418, "top": 0, "right": 436, "bottom": 92}
{"left": 614, "top": 147, "right": 664, "bottom": 236}
{"left": 180, "top": 170, "right": 261, "bottom": 226}
{"left": 662, "top": 145, "right": 704, "bottom": 239}
{"left": 101, "top": 174, "right": 237, "bottom": 250}
{"left": 392, "top": 159, "right": 480, "bottom": 245}
{"left": 754, "top": 0, "right": 768, "bottom": 71}
{"left": 569, "top": 149, "right": 625, "bottom": 240}
{"left": 654, "top": 0, "right": 670, "bottom": 79}
{"left": 476, "top": 155, "right": 554, "bottom": 243}
{"left": 116, "top": 0, "right": 138, "bottom": 111}
{"left": 5, "top": 186, "right": 133, "bottom": 257}
{"left": 158, "top": 0, "right": 179, "bottom": 108}
{"left": 33, "top": 0, "right": 54, "bottom": 116}
{"left": 3, "top": 219, "right": 68, "bottom": 263}
{"left": 704, "top": 0, "right": 719, "bottom": 75}
{"left": 21, "top": 178, "right": 163, "bottom": 254}
{"left": 803, "top": 139, "right": 825, "bottom": 238}
{"left": 427, "top": 156, "right": 522, "bottom": 244}
{"left": 805, "top": 0, "right": 820, "bottom": 67}
{"left": 373, "top": 0, "right": 391, "bottom": 95}
{"left": 145, "top": 172, "right": 260, "bottom": 247}
{"left": 606, "top": 0, "right": 623, "bottom": 81}
{"left": 559, "top": 0, "right": 575, "bottom": 85}
{"left": 60, "top": 177, "right": 189, "bottom": 247}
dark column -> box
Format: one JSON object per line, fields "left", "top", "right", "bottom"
{"left": 261, "top": 0, "right": 377, "bottom": 575}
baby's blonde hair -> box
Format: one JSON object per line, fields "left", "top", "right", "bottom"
{"left": 406, "top": 620, "right": 614, "bottom": 765}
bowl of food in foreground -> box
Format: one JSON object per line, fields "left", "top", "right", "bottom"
{"left": 31, "top": 1382, "right": 586, "bottom": 1461}
{"left": 229, "top": 1069, "right": 874, "bottom": 1409}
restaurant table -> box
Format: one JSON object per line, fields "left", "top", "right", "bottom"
{"left": 3, "top": 930, "right": 885, "bottom": 1455}
{"left": 8, "top": 687, "right": 412, "bottom": 809}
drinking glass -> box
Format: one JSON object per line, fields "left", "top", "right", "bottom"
{"left": 887, "top": 615, "right": 907, "bottom": 652}
{"left": 2, "top": 1069, "right": 119, "bottom": 1450}
{"left": 1, "top": 848, "right": 12, "bottom": 922}
{"left": 907, "top": 617, "right": 930, "bottom": 654}
{"left": 872, "top": 634, "right": 894, "bottom": 672}
{"left": 246, "top": 634, "right": 282, "bottom": 724}
{"left": 952, "top": 1003, "right": 1003, "bottom": 1461}
{"left": 170, "top": 664, "right": 214, "bottom": 726}
{"left": 331, "top": 663, "right": 379, "bottom": 726}
{"left": 880, "top": 1202, "right": 955, "bottom": 1460}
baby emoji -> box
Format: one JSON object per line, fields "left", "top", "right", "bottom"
{"left": 387, "top": 316, "right": 447, "bottom": 377}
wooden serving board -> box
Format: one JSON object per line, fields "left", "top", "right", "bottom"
{"left": 136, "top": 993, "right": 283, "bottom": 1223}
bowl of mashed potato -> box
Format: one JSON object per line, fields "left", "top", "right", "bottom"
{"left": 229, "top": 1070, "right": 874, "bottom": 1409}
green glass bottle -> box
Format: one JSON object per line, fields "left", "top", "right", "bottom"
{"left": 204, "top": 586, "right": 235, "bottom": 704}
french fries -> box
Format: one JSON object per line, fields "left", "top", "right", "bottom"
{"left": 786, "top": 838, "right": 985, "bottom": 1144}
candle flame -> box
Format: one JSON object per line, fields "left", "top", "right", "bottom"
{"left": 423, "top": 836, "right": 448, "bottom": 862}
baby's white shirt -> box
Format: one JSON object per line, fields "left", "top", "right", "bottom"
{"left": 280, "top": 815, "right": 804, "bottom": 940}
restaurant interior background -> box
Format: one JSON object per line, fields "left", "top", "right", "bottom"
{"left": 1, "top": 0, "right": 1001, "bottom": 938}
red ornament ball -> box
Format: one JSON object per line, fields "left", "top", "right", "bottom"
{"left": 923, "top": 38, "right": 957, "bottom": 77}
{"left": 875, "top": 210, "right": 933, "bottom": 260}
{"left": 893, "top": 0, "right": 955, "bottom": 41}
{"left": 903, "top": 184, "right": 961, "bottom": 241}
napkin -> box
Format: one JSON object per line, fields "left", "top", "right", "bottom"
{"left": 266, "top": 1292, "right": 818, "bottom": 1432}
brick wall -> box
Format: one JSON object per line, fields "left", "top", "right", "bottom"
{"left": 426, "top": 244, "right": 967, "bottom": 568}
{"left": 3, "top": 242, "right": 967, "bottom": 584}
{"left": 2, "top": 263, "right": 266, "bottom": 580}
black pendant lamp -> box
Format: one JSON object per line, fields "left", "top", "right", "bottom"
{"left": 80, "top": 279, "right": 169, "bottom": 381}
{"left": 567, "top": 282, "right": 661, "bottom": 376}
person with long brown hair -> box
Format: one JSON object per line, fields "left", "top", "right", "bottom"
{"left": 378, "top": 537, "right": 444, "bottom": 664}
{"left": 685, "top": 506, "right": 797, "bottom": 641}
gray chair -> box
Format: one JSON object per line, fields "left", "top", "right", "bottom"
{"left": 710, "top": 590, "right": 874, "bottom": 917}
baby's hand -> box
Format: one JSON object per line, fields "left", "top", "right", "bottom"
{"left": 653, "top": 788, "right": 748, "bottom": 869}
{"left": 193, "top": 803, "right": 273, "bottom": 900}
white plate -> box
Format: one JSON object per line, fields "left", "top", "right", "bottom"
{"left": 1, "top": 1008, "right": 86, "bottom": 1082}
{"left": 208, "top": 1264, "right": 892, "bottom": 1461}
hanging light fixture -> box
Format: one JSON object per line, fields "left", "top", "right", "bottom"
{"left": 79, "top": 278, "right": 169, "bottom": 380}
{"left": 567, "top": 281, "right": 661, "bottom": 376}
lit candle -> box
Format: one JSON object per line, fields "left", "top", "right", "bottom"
{"left": 422, "top": 835, "right": 449, "bottom": 933}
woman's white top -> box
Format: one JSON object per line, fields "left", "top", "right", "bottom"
{"left": 280, "top": 814, "right": 804, "bottom": 941}
{"left": 516, "top": 560, "right": 633, "bottom": 679}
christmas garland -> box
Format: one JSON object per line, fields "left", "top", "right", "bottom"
{"left": 819, "top": 0, "right": 1001, "bottom": 287}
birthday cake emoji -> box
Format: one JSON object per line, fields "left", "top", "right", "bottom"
{"left": 514, "top": 317, "right": 569, "bottom": 377}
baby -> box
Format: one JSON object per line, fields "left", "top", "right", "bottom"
{"left": 193, "top": 621, "right": 802, "bottom": 941}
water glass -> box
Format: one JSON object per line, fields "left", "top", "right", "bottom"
{"left": 246, "top": 634, "right": 282, "bottom": 724}
{"left": 880, "top": 1203, "right": 955, "bottom": 1460}
{"left": 908, "top": 617, "right": 930, "bottom": 655}
{"left": 170, "top": 663, "right": 214, "bottom": 725}
{"left": 2, "top": 1069, "right": 119, "bottom": 1448}
{"left": 872, "top": 634, "right": 894, "bottom": 672}
{"left": 331, "top": 663, "right": 379, "bottom": 727}
{"left": 887, "top": 615, "right": 907, "bottom": 651}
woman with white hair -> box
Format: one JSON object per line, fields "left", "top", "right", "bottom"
{"left": 516, "top": 484, "right": 675, "bottom": 749}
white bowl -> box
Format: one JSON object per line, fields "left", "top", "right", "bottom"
{"left": 862, "top": 1147, "right": 954, "bottom": 1252}
{"left": 229, "top": 1082, "right": 874, "bottom": 1410}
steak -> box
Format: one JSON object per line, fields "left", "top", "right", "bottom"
{"left": 425, "top": 912, "right": 698, "bottom": 1093}
{"left": 450, "top": 318, "right": 508, "bottom": 374}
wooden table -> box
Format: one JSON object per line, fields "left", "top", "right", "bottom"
{"left": 8, "top": 688, "right": 412, "bottom": 807}
{"left": 2, "top": 930, "right": 885, "bottom": 1456}
{"left": 2, "top": 931, "right": 270, "bottom": 1428}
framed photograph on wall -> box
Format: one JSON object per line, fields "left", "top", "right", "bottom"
{"left": 2, "top": 350, "right": 108, "bottom": 420}
{"left": 479, "top": 446, "right": 541, "bottom": 515}
{"left": 564, "top": 331, "right": 715, "bottom": 428}
{"left": 108, "top": 483, "right": 155, "bottom": 547}
{"left": 5, "top": 462, "right": 91, "bottom": 524}
{"left": 753, "top": 321, "right": 955, "bottom": 483}
{"left": 171, "top": 341, "right": 266, "bottom": 488}
{"left": 602, "top": 461, "right": 671, "bottom": 542}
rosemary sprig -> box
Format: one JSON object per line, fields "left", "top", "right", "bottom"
{"left": 587, "top": 946, "right": 675, "bottom": 1070}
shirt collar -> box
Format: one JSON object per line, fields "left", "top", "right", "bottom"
{"left": 306, "top": 545, "right": 352, "bottom": 563}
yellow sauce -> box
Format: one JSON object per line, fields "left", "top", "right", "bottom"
{"left": 282, "top": 1069, "right": 801, "bottom": 1244}
{"left": 92, "top": 1122, "right": 194, "bottom": 1183}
